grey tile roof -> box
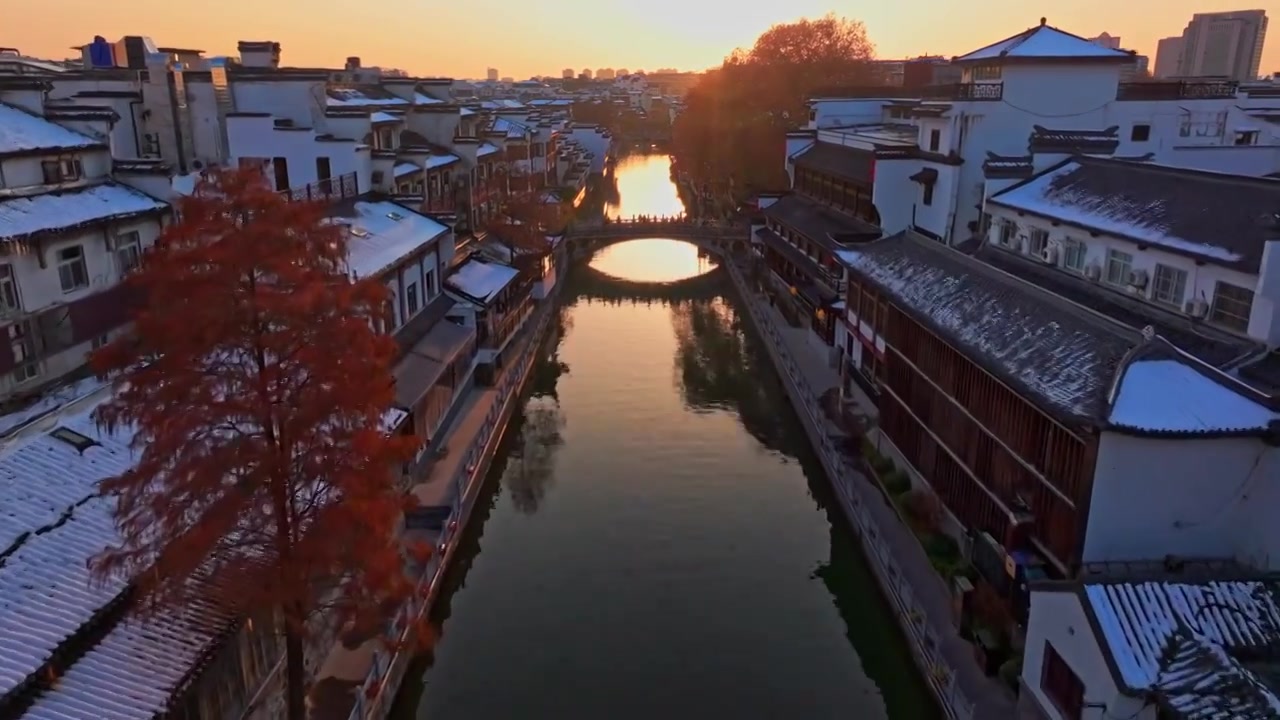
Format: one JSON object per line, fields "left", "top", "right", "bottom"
{"left": 791, "top": 142, "right": 875, "bottom": 185}
{"left": 1027, "top": 125, "right": 1120, "bottom": 155}
{"left": 840, "top": 231, "right": 1139, "bottom": 423}
{"left": 988, "top": 157, "right": 1280, "bottom": 273}
{"left": 761, "top": 193, "right": 881, "bottom": 253}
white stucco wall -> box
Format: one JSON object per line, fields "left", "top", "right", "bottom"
{"left": 1022, "top": 590, "right": 1148, "bottom": 720}
{"left": 983, "top": 205, "right": 1260, "bottom": 339}
{"left": 1087, "top": 432, "right": 1280, "bottom": 569}
{"left": 226, "top": 115, "right": 372, "bottom": 193}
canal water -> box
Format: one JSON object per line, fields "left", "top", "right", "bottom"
{"left": 390, "top": 153, "right": 935, "bottom": 720}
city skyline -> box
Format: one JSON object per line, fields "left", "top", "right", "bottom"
{"left": 6, "top": 0, "right": 1277, "bottom": 80}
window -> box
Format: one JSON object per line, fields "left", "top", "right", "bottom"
{"left": 1130, "top": 124, "right": 1151, "bottom": 142}
{"left": 1234, "top": 130, "right": 1259, "bottom": 146}
{"left": 114, "top": 231, "right": 142, "bottom": 275}
{"left": 1151, "top": 264, "right": 1187, "bottom": 307}
{"left": 271, "top": 157, "right": 290, "bottom": 191}
{"left": 1105, "top": 249, "right": 1133, "bottom": 286}
{"left": 1027, "top": 228, "right": 1049, "bottom": 256}
{"left": 1041, "top": 642, "right": 1084, "bottom": 720}
{"left": 41, "top": 157, "right": 83, "bottom": 184}
{"left": 13, "top": 361, "right": 40, "bottom": 384}
{"left": 56, "top": 246, "right": 89, "bottom": 293}
{"left": 1210, "top": 282, "right": 1254, "bottom": 332}
{"left": 0, "top": 264, "right": 20, "bottom": 314}
{"left": 1058, "top": 238, "right": 1085, "bottom": 272}
{"left": 316, "top": 156, "right": 332, "bottom": 193}
{"left": 922, "top": 183, "right": 934, "bottom": 206}
{"left": 92, "top": 334, "right": 109, "bottom": 350}
{"left": 928, "top": 129, "right": 941, "bottom": 152}
{"left": 424, "top": 269, "right": 436, "bottom": 299}
{"left": 971, "top": 64, "right": 1002, "bottom": 81}
{"left": 405, "top": 282, "right": 420, "bottom": 315}
{"left": 998, "top": 221, "right": 1017, "bottom": 247}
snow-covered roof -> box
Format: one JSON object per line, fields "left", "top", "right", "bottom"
{"left": 492, "top": 116, "right": 532, "bottom": 138}
{"left": 0, "top": 396, "right": 137, "bottom": 698}
{"left": 337, "top": 200, "right": 449, "bottom": 280}
{"left": 839, "top": 229, "right": 1138, "bottom": 421}
{"left": 1108, "top": 350, "right": 1279, "bottom": 436}
{"left": 413, "top": 93, "right": 444, "bottom": 105}
{"left": 1086, "top": 579, "right": 1280, "bottom": 718}
{"left": 446, "top": 258, "right": 519, "bottom": 304}
{"left": 459, "top": 107, "right": 476, "bottom": 117}
{"left": 425, "top": 153, "right": 460, "bottom": 170}
{"left": 955, "top": 21, "right": 1134, "bottom": 64}
{"left": 325, "top": 87, "right": 409, "bottom": 107}
{"left": 476, "top": 142, "right": 501, "bottom": 158}
{"left": 0, "top": 102, "right": 103, "bottom": 157}
{"left": 988, "top": 157, "right": 1280, "bottom": 273}
{"left": 370, "top": 111, "right": 402, "bottom": 124}
{"left": 21, "top": 583, "right": 237, "bottom": 720}
{"left": 0, "top": 183, "right": 169, "bottom": 243}
{"left": 393, "top": 162, "right": 420, "bottom": 179}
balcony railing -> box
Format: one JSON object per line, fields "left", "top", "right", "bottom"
{"left": 810, "top": 82, "right": 1003, "bottom": 102}
{"left": 1116, "top": 80, "right": 1238, "bottom": 101}
{"left": 279, "top": 172, "right": 359, "bottom": 203}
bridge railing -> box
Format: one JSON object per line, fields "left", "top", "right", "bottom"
{"left": 567, "top": 216, "right": 748, "bottom": 239}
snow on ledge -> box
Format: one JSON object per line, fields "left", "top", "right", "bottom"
{"left": 1108, "top": 359, "right": 1278, "bottom": 434}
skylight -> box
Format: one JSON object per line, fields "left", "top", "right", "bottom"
{"left": 387, "top": 211, "right": 406, "bottom": 222}
{"left": 49, "top": 426, "right": 99, "bottom": 453}
{"left": 350, "top": 226, "right": 371, "bottom": 238}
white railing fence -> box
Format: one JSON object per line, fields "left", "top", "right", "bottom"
{"left": 724, "top": 260, "right": 975, "bottom": 720}
{"left": 347, "top": 285, "right": 565, "bottom": 720}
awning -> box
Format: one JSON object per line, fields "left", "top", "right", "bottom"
{"left": 393, "top": 319, "right": 476, "bottom": 407}
{"left": 909, "top": 168, "right": 939, "bottom": 184}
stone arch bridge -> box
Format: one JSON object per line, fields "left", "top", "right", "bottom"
{"left": 565, "top": 219, "right": 749, "bottom": 259}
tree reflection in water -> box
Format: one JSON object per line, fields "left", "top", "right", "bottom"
{"left": 670, "top": 293, "right": 809, "bottom": 458}
{"left": 504, "top": 302, "right": 572, "bottom": 515}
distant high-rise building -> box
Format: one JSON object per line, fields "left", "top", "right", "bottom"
{"left": 486, "top": 67, "right": 499, "bottom": 81}
{"left": 562, "top": 68, "right": 574, "bottom": 78}
{"left": 1154, "top": 35, "right": 1185, "bottom": 77}
{"left": 581, "top": 68, "right": 593, "bottom": 79}
{"left": 596, "top": 68, "right": 615, "bottom": 80}
{"left": 1176, "top": 10, "right": 1268, "bottom": 81}
{"left": 617, "top": 68, "right": 629, "bottom": 76}
{"left": 1089, "top": 33, "right": 1122, "bottom": 49}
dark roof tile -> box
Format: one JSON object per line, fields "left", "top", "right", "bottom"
{"left": 791, "top": 142, "right": 875, "bottom": 185}
{"left": 761, "top": 193, "right": 881, "bottom": 253}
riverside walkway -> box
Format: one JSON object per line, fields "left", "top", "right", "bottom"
{"left": 724, "top": 258, "right": 1016, "bottom": 720}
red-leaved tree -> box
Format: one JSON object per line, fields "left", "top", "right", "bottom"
{"left": 91, "top": 167, "right": 418, "bottom": 719}
{"left": 486, "top": 192, "right": 569, "bottom": 270}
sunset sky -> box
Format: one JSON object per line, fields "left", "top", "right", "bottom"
{"left": 7, "top": 0, "right": 1278, "bottom": 79}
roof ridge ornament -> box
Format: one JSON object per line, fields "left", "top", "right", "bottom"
{"left": 1040, "top": 17, "right": 1047, "bottom": 26}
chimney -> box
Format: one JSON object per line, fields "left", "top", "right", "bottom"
{"left": 237, "top": 41, "right": 281, "bottom": 69}
{"left": 346, "top": 56, "right": 361, "bottom": 70}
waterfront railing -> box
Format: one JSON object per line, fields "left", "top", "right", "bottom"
{"left": 724, "top": 259, "right": 975, "bottom": 720}
{"left": 347, "top": 281, "right": 565, "bottom": 720}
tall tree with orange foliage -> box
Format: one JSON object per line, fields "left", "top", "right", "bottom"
{"left": 91, "top": 167, "right": 417, "bottom": 720}
{"left": 672, "top": 14, "right": 878, "bottom": 203}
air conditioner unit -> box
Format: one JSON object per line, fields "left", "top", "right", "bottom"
{"left": 1084, "top": 264, "right": 1102, "bottom": 281}
{"left": 1040, "top": 245, "right": 1059, "bottom": 265}
{"left": 1128, "top": 269, "right": 1149, "bottom": 289}
{"left": 1185, "top": 298, "right": 1209, "bottom": 318}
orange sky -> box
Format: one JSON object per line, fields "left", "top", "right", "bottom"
{"left": 6, "top": 0, "right": 1278, "bottom": 79}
